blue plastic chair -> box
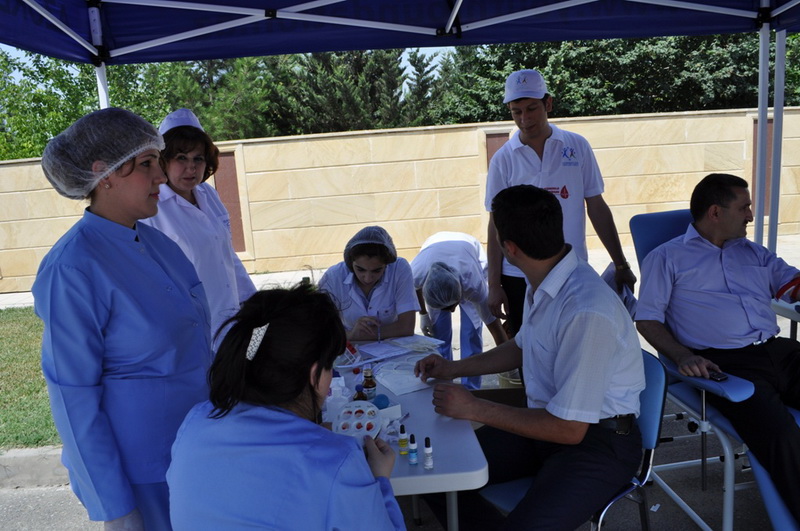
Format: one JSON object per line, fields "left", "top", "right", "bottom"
{"left": 479, "top": 350, "right": 667, "bottom": 530}
{"left": 630, "top": 209, "right": 799, "bottom": 531}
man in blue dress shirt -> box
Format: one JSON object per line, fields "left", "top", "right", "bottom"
{"left": 637, "top": 173, "right": 800, "bottom": 521}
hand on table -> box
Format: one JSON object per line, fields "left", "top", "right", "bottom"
{"left": 432, "top": 382, "right": 478, "bottom": 420}
{"left": 414, "top": 354, "right": 455, "bottom": 382}
{"left": 104, "top": 509, "right": 144, "bottom": 531}
{"left": 365, "top": 435, "right": 395, "bottom": 478}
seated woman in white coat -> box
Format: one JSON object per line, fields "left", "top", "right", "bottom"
{"left": 319, "top": 226, "right": 419, "bottom": 341}
{"left": 167, "top": 285, "right": 405, "bottom": 530}
{"left": 141, "top": 108, "right": 255, "bottom": 345}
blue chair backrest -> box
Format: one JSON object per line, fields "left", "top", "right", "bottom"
{"left": 639, "top": 350, "right": 667, "bottom": 450}
{"left": 629, "top": 209, "right": 694, "bottom": 267}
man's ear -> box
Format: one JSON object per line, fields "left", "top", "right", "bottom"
{"left": 707, "top": 204, "right": 722, "bottom": 222}
{"left": 502, "top": 239, "right": 520, "bottom": 258}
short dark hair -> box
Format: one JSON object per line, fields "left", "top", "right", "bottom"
{"left": 161, "top": 125, "right": 220, "bottom": 182}
{"left": 491, "top": 184, "right": 564, "bottom": 260}
{"left": 208, "top": 284, "right": 346, "bottom": 421}
{"left": 690, "top": 173, "right": 749, "bottom": 221}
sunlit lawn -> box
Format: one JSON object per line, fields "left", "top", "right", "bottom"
{"left": 0, "top": 306, "right": 59, "bottom": 449}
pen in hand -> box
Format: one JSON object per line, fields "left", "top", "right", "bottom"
{"left": 376, "top": 311, "right": 382, "bottom": 343}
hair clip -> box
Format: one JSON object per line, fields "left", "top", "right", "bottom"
{"left": 246, "top": 323, "right": 269, "bottom": 361}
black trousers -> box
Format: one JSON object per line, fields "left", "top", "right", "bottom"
{"left": 694, "top": 337, "right": 800, "bottom": 522}
{"left": 500, "top": 274, "right": 527, "bottom": 336}
{"left": 425, "top": 423, "right": 642, "bottom": 531}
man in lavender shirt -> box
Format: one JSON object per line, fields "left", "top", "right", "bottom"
{"left": 636, "top": 173, "right": 800, "bottom": 520}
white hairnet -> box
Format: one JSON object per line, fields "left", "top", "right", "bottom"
{"left": 41, "top": 108, "right": 164, "bottom": 200}
{"left": 344, "top": 226, "right": 397, "bottom": 263}
{"left": 422, "top": 262, "right": 461, "bottom": 309}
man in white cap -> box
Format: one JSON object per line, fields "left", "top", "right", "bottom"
{"left": 485, "top": 69, "right": 635, "bottom": 336}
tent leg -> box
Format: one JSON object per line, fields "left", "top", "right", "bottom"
{"left": 88, "top": 4, "right": 109, "bottom": 109}
{"left": 754, "top": 22, "right": 770, "bottom": 246}
{"left": 95, "top": 64, "right": 109, "bottom": 109}
{"left": 768, "top": 29, "right": 786, "bottom": 253}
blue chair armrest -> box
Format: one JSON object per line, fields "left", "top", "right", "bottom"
{"left": 659, "top": 355, "right": 754, "bottom": 403}
{"left": 771, "top": 298, "right": 800, "bottom": 321}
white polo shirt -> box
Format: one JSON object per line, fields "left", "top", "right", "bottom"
{"left": 485, "top": 124, "right": 605, "bottom": 277}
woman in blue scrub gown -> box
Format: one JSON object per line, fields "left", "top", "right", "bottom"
{"left": 32, "top": 108, "right": 212, "bottom": 530}
{"left": 168, "top": 285, "right": 406, "bottom": 530}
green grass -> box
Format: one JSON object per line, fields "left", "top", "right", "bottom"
{"left": 0, "top": 306, "right": 60, "bottom": 449}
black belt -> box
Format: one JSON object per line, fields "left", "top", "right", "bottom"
{"left": 597, "top": 414, "right": 635, "bottom": 435}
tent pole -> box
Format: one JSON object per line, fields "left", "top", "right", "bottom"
{"left": 95, "top": 65, "right": 110, "bottom": 109}
{"left": 88, "top": 5, "right": 110, "bottom": 109}
{"left": 768, "top": 29, "right": 786, "bottom": 253}
{"left": 754, "top": 21, "right": 770, "bottom": 246}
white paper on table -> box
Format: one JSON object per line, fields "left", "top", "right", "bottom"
{"left": 356, "top": 342, "right": 409, "bottom": 362}
{"left": 387, "top": 334, "right": 444, "bottom": 351}
{"left": 376, "top": 370, "right": 430, "bottom": 395}
{"left": 374, "top": 354, "right": 435, "bottom": 395}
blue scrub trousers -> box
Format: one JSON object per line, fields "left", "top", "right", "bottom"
{"left": 432, "top": 305, "right": 483, "bottom": 389}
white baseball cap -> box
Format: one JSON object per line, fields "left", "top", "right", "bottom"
{"left": 159, "top": 108, "right": 204, "bottom": 134}
{"left": 503, "top": 69, "right": 548, "bottom": 104}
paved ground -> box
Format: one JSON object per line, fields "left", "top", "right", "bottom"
{"left": 3, "top": 235, "right": 799, "bottom": 529}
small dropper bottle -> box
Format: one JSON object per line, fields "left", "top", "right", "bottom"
{"left": 408, "top": 434, "right": 418, "bottom": 465}
{"left": 423, "top": 437, "right": 433, "bottom": 469}
{"left": 398, "top": 424, "right": 408, "bottom": 455}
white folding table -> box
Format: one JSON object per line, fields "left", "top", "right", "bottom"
{"left": 383, "top": 382, "right": 488, "bottom": 531}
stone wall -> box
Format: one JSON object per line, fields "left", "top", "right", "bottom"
{"left": 1, "top": 108, "right": 798, "bottom": 294}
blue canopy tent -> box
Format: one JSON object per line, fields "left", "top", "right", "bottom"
{"left": 3, "top": 0, "right": 800, "bottom": 249}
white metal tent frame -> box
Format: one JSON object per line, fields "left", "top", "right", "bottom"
{"left": 10, "top": 0, "right": 800, "bottom": 251}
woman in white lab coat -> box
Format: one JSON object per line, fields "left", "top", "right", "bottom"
{"left": 142, "top": 109, "right": 255, "bottom": 345}
{"left": 167, "top": 285, "right": 405, "bottom": 530}
{"left": 319, "top": 226, "right": 419, "bottom": 341}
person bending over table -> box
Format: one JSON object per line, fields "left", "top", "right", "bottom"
{"left": 319, "top": 225, "right": 419, "bottom": 341}
{"left": 411, "top": 231, "right": 508, "bottom": 390}
{"left": 33, "top": 108, "right": 212, "bottom": 530}
{"left": 415, "top": 185, "right": 644, "bottom": 531}
{"left": 636, "top": 173, "right": 800, "bottom": 522}
{"left": 167, "top": 285, "right": 405, "bottom": 530}
{"left": 141, "top": 108, "right": 255, "bottom": 347}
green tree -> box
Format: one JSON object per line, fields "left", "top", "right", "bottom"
{"left": 293, "top": 49, "right": 406, "bottom": 133}
{"left": 403, "top": 48, "right": 439, "bottom": 127}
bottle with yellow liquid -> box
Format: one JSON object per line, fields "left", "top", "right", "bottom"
{"left": 398, "top": 424, "right": 408, "bottom": 455}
